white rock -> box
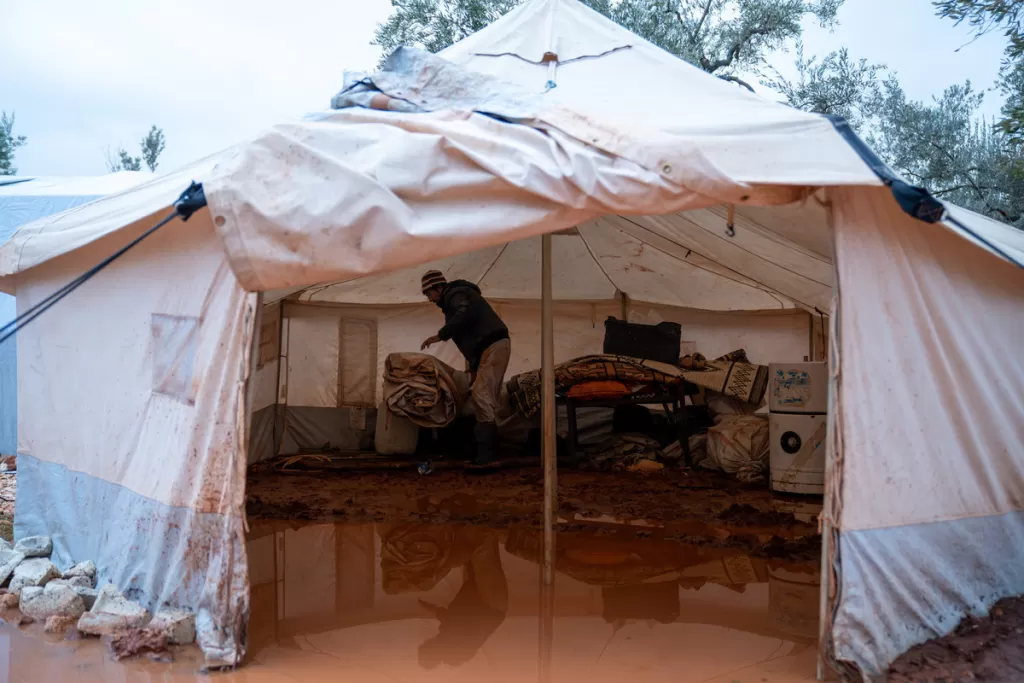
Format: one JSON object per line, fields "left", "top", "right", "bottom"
{"left": 89, "top": 584, "right": 150, "bottom": 624}
{"left": 77, "top": 610, "right": 135, "bottom": 638}
{"left": 76, "top": 584, "right": 151, "bottom": 636}
{"left": 13, "top": 536, "right": 52, "bottom": 559}
{"left": 149, "top": 608, "right": 196, "bottom": 645}
{"left": 20, "top": 583, "right": 86, "bottom": 620}
{"left": 63, "top": 561, "right": 97, "bottom": 582}
{"left": 73, "top": 587, "right": 100, "bottom": 611}
{"left": 19, "top": 586, "right": 42, "bottom": 600}
{"left": 65, "top": 575, "right": 94, "bottom": 589}
{"left": 92, "top": 583, "right": 120, "bottom": 603}
{"left": 9, "top": 558, "right": 60, "bottom": 594}
{"left": 0, "top": 549, "right": 25, "bottom": 586}
{"left": 0, "top": 539, "right": 11, "bottom": 552}
{"left": 77, "top": 611, "right": 140, "bottom": 636}
{"left": 46, "top": 579, "right": 98, "bottom": 609}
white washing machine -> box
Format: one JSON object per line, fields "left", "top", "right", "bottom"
{"left": 769, "top": 412, "right": 826, "bottom": 495}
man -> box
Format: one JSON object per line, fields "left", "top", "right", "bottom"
{"left": 417, "top": 527, "right": 508, "bottom": 669}
{"left": 420, "top": 270, "right": 510, "bottom": 466}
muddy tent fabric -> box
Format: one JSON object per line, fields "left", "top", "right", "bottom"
{"left": 0, "top": 0, "right": 1021, "bottom": 675}
{"left": 827, "top": 187, "right": 1024, "bottom": 675}
{"left": 9, "top": 213, "right": 255, "bottom": 666}
{"left": 0, "top": 172, "right": 151, "bottom": 456}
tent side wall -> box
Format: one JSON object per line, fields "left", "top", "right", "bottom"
{"left": 0, "top": 293, "right": 14, "bottom": 455}
{"left": 13, "top": 210, "right": 256, "bottom": 665}
{"left": 249, "top": 298, "right": 816, "bottom": 461}
{"left": 0, "top": 192, "right": 105, "bottom": 456}
{"left": 830, "top": 187, "right": 1024, "bottom": 676}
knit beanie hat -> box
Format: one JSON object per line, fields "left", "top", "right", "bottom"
{"left": 421, "top": 270, "right": 447, "bottom": 293}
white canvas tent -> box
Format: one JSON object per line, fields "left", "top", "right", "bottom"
{"left": 0, "top": 0, "right": 1022, "bottom": 677}
{"left": 0, "top": 172, "right": 151, "bottom": 456}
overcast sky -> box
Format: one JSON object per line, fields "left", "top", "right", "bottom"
{"left": 0, "top": 0, "right": 1007, "bottom": 177}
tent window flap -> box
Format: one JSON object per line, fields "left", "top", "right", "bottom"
{"left": 151, "top": 313, "right": 200, "bottom": 404}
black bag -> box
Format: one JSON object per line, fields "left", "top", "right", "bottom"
{"left": 602, "top": 317, "right": 681, "bottom": 364}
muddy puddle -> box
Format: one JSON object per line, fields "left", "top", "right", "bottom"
{"left": 1, "top": 511, "right": 821, "bottom": 682}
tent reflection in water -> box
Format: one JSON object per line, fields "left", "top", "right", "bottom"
{"left": 0, "top": 0, "right": 1022, "bottom": 678}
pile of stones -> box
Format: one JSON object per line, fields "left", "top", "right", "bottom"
{"left": 0, "top": 535, "right": 194, "bottom": 645}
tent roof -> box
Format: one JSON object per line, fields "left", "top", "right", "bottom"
{"left": 438, "top": 0, "right": 876, "bottom": 187}
{"left": 0, "top": 0, "right": 1019, "bottom": 304}
{"left": 0, "top": 172, "right": 151, "bottom": 198}
{"left": 0, "top": 171, "right": 153, "bottom": 246}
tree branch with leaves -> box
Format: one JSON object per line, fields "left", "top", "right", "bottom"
{"left": 934, "top": 0, "right": 1024, "bottom": 141}
{"left": 762, "top": 44, "right": 885, "bottom": 128}
{"left": 105, "top": 125, "right": 166, "bottom": 173}
{"left": 0, "top": 111, "right": 27, "bottom": 176}
{"left": 768, "top": 49, "right": 1023, "bottom": 227}
{"left": 140, "top": 126, "right": 166, "bottom": 172}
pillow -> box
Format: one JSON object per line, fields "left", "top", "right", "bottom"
{"left": 567, "top": 381, "right": 630, "bottom": 400}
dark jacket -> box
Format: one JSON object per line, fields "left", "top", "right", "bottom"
{"left": 436, "top": 280, "right": 509, "bottom": 372}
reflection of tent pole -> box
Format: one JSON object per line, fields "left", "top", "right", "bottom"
{"left": 539, "top": 578, "right": 554, "bottom": 683}
{"left": 541, "top": 233, "right": 557, "bottom": 587}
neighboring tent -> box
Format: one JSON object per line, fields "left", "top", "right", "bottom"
{"left": 0, "top": 172, "right": 151, "bottom": 456}
{"left": 0, "top": 0, "right": 1021, "bottom": 677}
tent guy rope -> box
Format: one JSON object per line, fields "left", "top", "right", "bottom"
{"left": 0, "top": 182, "right": 207, "bottom": 347}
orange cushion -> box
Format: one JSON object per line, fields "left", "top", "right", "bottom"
{"left": 567, "top": 381, "right": 630, "bottom": 400}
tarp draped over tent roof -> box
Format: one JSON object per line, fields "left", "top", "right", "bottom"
{"left": 284, "top": 204, "right": 833, "bottom": 312}
{"left": 195, "top": 44, "right": 867, "bottom": 300}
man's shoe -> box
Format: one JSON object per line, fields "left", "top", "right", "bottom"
{"left": 470, "top": 422, "right": 500, "bottom": 468}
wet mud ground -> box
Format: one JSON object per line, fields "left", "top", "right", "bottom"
{"left": 5, "top": 466, "right": 1017, "bottom": 681}
{"left": 235, "top": 467, "right": 830, "bottom": 681}
{"left": 886, "top": 596, "right": 1024, "bottom": 683}
{"left": 246, "top": 467, "right": 822, "bottom": 536}
{"left": 240, "top": 464, "right": 828, "bottom": 683}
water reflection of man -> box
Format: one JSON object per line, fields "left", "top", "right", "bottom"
{"left": 377, "top": 523, "right": 509, "bottom": 669}
{"left": 602, "top": 582, "right": 680, "bottom": 627}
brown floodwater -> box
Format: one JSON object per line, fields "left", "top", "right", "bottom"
{"left": 1, "top": 514, "right": 822, "bottom": 682}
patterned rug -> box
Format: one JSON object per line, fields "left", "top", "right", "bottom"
{"left": 506, "top": 355, "right": 683, "bottom": 418}
{"left": 689, "top": 356, "right": 770, "bottom": 407}
{"left": 505, "top": 351, "right": 768, "bottom": 417}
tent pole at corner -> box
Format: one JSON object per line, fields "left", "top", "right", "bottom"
{"left": 541, "top": 232, "right": 557, "bottom": 587}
